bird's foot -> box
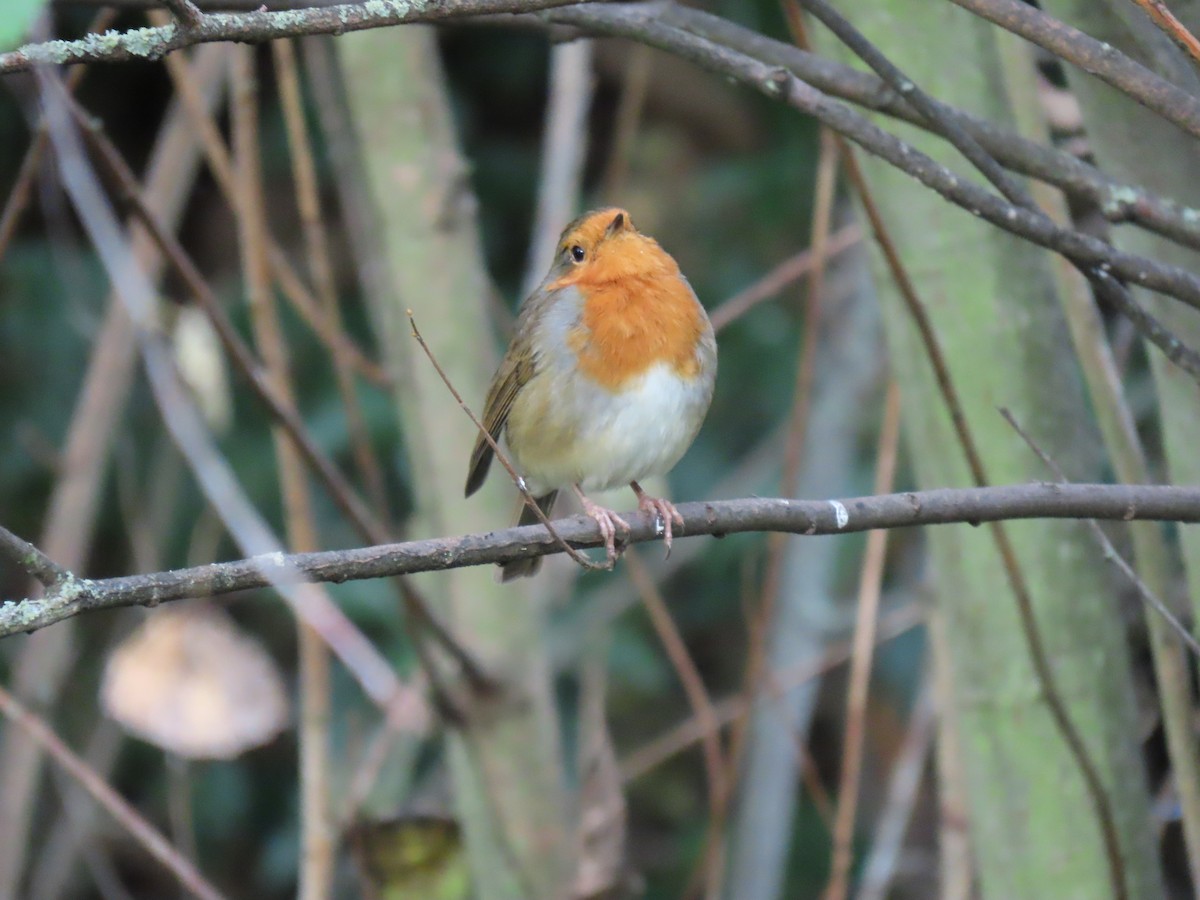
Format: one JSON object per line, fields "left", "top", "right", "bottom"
{"left": 574, "top": 486, "right": 631, "bottom": 568}
{"left": 631, "top": 482, "right": 685, "bottom": 558}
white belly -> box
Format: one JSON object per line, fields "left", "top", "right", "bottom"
{"left": 507, "top": 361, "right": 712, "bottom": 495}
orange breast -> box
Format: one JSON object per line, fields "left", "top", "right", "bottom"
{"left": 552, "top": 238, "right": 708, "bottom": 392}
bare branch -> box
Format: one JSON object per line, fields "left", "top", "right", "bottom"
{"left": 546, "top": 4, "right": 1200, "bottom": 321}
{"left": 22, "top": 2, "right": 1200, "bottom": 254}
{"left": 1127, "top": 0, "right": 1200, "bottom": 72}
{"left": 159, "top": 0, "right": 205, "bottom": 29}
{"left": 949, "top": 0, "right": 1200, "bottom": 140}
{"left": 0, "top": 0, "right": 589, "bottom": 74}
{"left": 4, "top": 483, "right": 1200, "bottom": 638}
{"left": 618, "top": 3, "right": 1200, "bottom": 252}
{"left": 0, "top": 525, "right": 70, "bottom": 588}
{"left": 795, "top": 0, "right": 1200, "bottom": 380}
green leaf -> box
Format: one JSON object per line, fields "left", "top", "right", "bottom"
{"left": 0, "top": 0, "right": 44, "bottom": 51}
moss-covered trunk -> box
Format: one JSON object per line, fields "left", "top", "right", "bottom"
{"left": 820, "top": 4, "right": 1161, "bottom": 896}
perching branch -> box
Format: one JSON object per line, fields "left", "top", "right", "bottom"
{"left": 4, "top": 482, "right": 1200, "bottom": 638}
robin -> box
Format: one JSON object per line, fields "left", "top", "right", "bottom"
{"left": 465, "top": 208, "right": 717, "bottom": 579}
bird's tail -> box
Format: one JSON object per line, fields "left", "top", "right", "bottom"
{"left": 499, "top": 490, "right": 559, "bottom": 581}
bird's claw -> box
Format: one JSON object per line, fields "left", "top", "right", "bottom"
{"left": 580, "top": 497, "right": 631, "bottom": 568}
{"left": 637, "top": 493, "right": 684, "bottom": 559}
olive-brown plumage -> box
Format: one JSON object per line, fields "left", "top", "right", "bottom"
{"left": 466, "top": 209, "right": 716, "bottom": 579}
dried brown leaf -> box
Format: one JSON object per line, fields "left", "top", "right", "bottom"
{"left": 102, "top": 604, "right": 288, "bottom": 759}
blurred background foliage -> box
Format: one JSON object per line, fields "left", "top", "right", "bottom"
{"left": 4, "top": 0, "right": 1175, "bottom": 897}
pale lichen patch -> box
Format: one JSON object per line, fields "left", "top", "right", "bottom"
{"left": 361, "top": 0, "right": 416, "bottom": 17}
{"left": 17, "top": 24, "right": 174, "bottom": 64}
{"left": 1100, "top": 185, "right": 1138, "bottom": 217}
{"left": 121, "top": 24, "right": 174, "bottom": 58}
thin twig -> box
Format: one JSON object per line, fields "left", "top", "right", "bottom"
{"left": 825, "top": 379, "right": 900, "bottom": 900}
{"left": 159, "top": 0, "right": 204, "bottom": 29}
{"left": 709, "top": 224, "right": 860, "bottom": 333}
{"left": 0, "top": 683, "right": 227, "bottom": 900}
{"left": 779, "top": 126, "right": 839, "bottom": 500}
{"left": 521, "top": 37, "right": 594, "bottom": 298}
{"left": 0, "top": 11, "right": 110, "bottom": 265}
{"left": 268, "top": 245, "right": 391, "bottom": 388}
{"left": 272, "top": 38, "right": 391, "bottom": 521}
{"left": 1128, "top": 0, "right": 1200, "bottom": 71}
{"left": 406, "top": 311, "right": 608, "bottom": 573}
{"left": 231, "top": 45, "right": 334, "bottom": 900}
{"left": 1000, "top": 408, "right": 1200, "bottom": 658}
{"left": 625, "top": 548, "right": 726, "bottom": 899}
{"left": 1087, "top": 266, "right": 1200, "bottom": 380}
{"left": 929, "top": 615, "right": 973, "bottom": 898}
{"left": 857, "top": 675, "right": 935, "bottom": 900}
{"left": 620, "top": 604, "right": 925, "bottom": 783}
{"left": 0, "top": 525, "right": 70, "bottom": 588}
{"left": 601, "top": 42, "right": 652, "bottom": 198}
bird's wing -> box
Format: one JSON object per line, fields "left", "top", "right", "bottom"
{"left": 464, "top": 331, "right": 536, "bottom": 497}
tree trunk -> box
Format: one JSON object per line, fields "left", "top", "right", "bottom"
{"left": 1039, "top": 0, "right": 1200, "bottom": 678}
{"left": 819, "top": 3, "right": 1161, "bottom": 896}
{"left": 338, "top": 27, "right": 572, "bottom": 900}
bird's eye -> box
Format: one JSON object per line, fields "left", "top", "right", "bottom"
{"left": 570, "top": 245, "right": 585, "bottom": 263}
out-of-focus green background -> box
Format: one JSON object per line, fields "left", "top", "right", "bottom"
{"left": 4, "top": 0, "right": 1194, "bottom": 897}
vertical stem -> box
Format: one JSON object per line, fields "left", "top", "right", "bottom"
{"left": 271, "top": 38, "right": 390, "bottom": 523}
{"left": 230, "top": 46, "right": 333, "bottom": 900}
{"left": 825, "top": 379, "right": 901, "bottom": 900}
{"left": 522, "top": 38, "right": 594, "bottom": 298}
{"left": 929, "top": 614, "right": 973, "bottom": 900}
